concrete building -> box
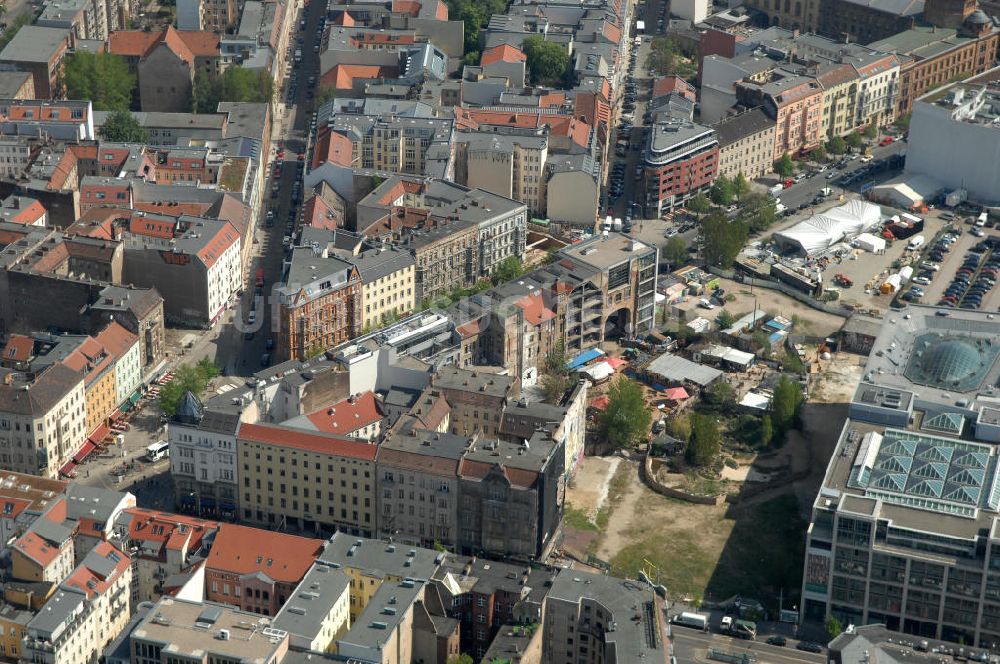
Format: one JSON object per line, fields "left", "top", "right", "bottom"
{"left": 203, "top": 523, "right": 323, "bottom": 616}
{"left": 318, "top": 113, "right": 455, "bottom": 178}
{"left": 0, "top": 27, "right": 70, "bottom": 99}
{"left": 543, "top": 570, "right": 669, "bottom": 663}
{"left": 431, "top": 366, "right": 513, "bottom": 439}
{"left": 543, "top": 153, "right": 601, "bottom": 225}
{"left": 906, "top": 79, "right": 1000, "bottom": 204}
{"left": 37, "top": 0, "right": 105, "bottom": 41}
{"left": 127, "top": 596, "right": 290, "bottom": 664}
{"left": 236, "top": 423, "right": 378, "bottom": 537}
{"left": 642, "top": 119, "right": 718, "bottom": 217}
{"left": 0, "top": 363, "right": 86, "bottom": 479}
{"left": 86, "top": 284, "right": 166, "bottom": 373}
{"left": 21, "top": 541, "right": 132, "bottom": 664}
{"left": 272, "top": 562, "right": 350, "bottom": 653}
{"left": 169, "top": 391, "right": 241, "bottom": 520}
{"left": 350, "top": 245, "right": 416, "bottom": 331}
{"left": 672, "top": 0, "right": 710, "bottom": 22}
{"left": 711, "top": 107, "right": 777, "bottom": 180}
{"left": 800, "top": 305, "right": 1000, "bottom": 645}
{"left": 11, "top": 521, "right": 75, "bottom": 583}
{"left": 738, "top": 71, "right": 824, "bottom": 159}
{"left": 275, "top": 246, "right": 362, "bottom": 362}
{"left": 454, "top": 129, "right": 548, "bottom": 216}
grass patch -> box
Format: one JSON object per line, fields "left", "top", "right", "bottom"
{"left": 611, "top": 528, "right": 719, "bottom": 602}
{"left": 564, "top": 505, "right": 599, "bottom": 532}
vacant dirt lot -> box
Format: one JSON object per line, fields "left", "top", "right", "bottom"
{"left": 810, "top": 352, "right": 866, "bottom": 403}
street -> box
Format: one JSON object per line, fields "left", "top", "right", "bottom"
{"left": 671, "top": 627, "right": 827, "bottom": 664}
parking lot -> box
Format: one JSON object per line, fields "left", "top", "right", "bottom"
{"left": 912, "top": 221, "right": 1000, "bottom": 311}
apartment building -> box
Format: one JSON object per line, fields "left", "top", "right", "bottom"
{"left": 203, "top": 524, "right": 323, "bottom": 616}
{"left": 275, "top": 247, "right": 362, "bottom": 362}
{"left": 410, "top": 222, "right": 480, "bottom": 304}
{"left": 37, "top": 0, "right": 105, "bottom": 41}
{"left": 642, "top": 119, "right": 719, "bottom": 217}
{"left": 0, "top": 364, "right": 86, "bottom": 479}
{"left": 127, "top": 596, "right": 290, "bottom": 664}
{"left": 0, "top": 138, "right": 33, "bottom": 179}
{"left": 455, "top": 129, "right": 549, "bottom": 216}
{"left": 169, "top": 391, "right": 241, "bottom": 520}
{"left": 457, "top": 433, "right": 564, "bottom": 559}
{"left": 21, "top": 541, "right": 132, "bottom": 664}
{"left": 272, "top": 562, "right": 351, "bottom": 653}
{"left": 800, "top": 306, "right": 1000, "bottom": 646}
{"left": 0, "top": 472, "right": 66, "bottom": 544}
{"left": 236, "top": 423, "right": 378, "bottom": 536}
{"left": 93, "top": 321, "right": 141, "bottom": 411}
{"left": 320, "top": 114, "right": 455, "bottom": 178}
{"left": 350, "top": 245, "right": 416, "bottom": 331}
{"left": 376, "top": 427, "right": 468, "bottom": 549}
{"left": 871, "top": 20, "right": 1000, "bottom": 117}
{"left": 737, "top": 71, "right": 823, "bottom": 159}
{"left": 11, "top": 522, "right": 75, "bottom": 583}
{"left": 117, "top": 508, "right": 218, "bottom": 603}
{"left": 543, "top": 569, "right": 668, "bottom": 663}
{"left": 283, "top": 391, "right": 385, "bottom": 442}
{"left": 431, "top": 366, "right": 513, "bottom": 438}
{"left": 61, "top": 336, "right": 116, "bottom": 444}
{"left": 0, "top": 27, "right": 70, "bottom": 99}
{"left": 711, "top": 107, "right": 777, "bottom": 180}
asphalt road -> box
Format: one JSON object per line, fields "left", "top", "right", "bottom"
{"left": 671, "top": 627, "right": 827, "bottom": 664}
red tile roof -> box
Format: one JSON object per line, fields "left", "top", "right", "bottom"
{"left": 322, "top": 64, "right": 391, "bottom": 90}
{"left": 125, "top": 508, "right": 216, "bottom": 555}
{"left": 12, "top": 530, "right": 63, "bottom": 567}
{"left": 238, "top": 423, "right": 378, "bottom": 460}
{"left": 312, "top": 131, "right": 354, "bottom": 170}
{"left": 63, "top": 541, "right": 129, "bottom": 598}
{"left": 481, "top": 44, "right": 526, "bottom": 66}
{"left": 514, "top": 293, "right": 555, "bottom": 326}
{"left": 197, "top": 221, "right": 239, "bottom": 269}
{"left": 453, "top": 109, "right": 591, "bottom": 148}
{"left": 3, "top": 335, "right": 34, "bottom": 363}
{"left": 93, "top": 321, "right": 138, "bottom": 363}
{"left": 305, "top": 391, "right": 382, "bottom": 435}
{"left": 206, "top": 524, "right": 322, "bottom": 583}
{"left": 109, "top": 27, "right": 220, "bottom": 62}
{"left": 62, "top": 337, "right": 113, "bottom": 386}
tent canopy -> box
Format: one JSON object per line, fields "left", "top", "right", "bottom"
{"left": 773, "top": 200, "right": 882, "bottom": 256}
{"left": 582, "top": 361, "right": 615, "bottom": 382}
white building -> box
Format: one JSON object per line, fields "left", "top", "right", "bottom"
{"left": 672, "top": 0, "right": 709, "bottom": 23}
{"left": 0, "top": 364, "right": 86, "bottom": 478}
{"left": 906, "top": 80, "right": 1000, "bottom": 204}
{"left": 94, "top": 321, "right": 141, "bottom": 410}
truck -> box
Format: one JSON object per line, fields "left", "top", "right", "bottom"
{"left": 907, "top": 235, "right": 925, "bottom": 250}
{"left": 720, "top": 616, "right": 757, "bottom": 639}
{"left": 672, "top": 612, "right": 709, "bottom": 631}
{"left": 769, "top": 183, "right": 783, "bottom": 196}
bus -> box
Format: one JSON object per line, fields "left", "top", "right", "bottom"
{"left": 145, "top": 441, "right": 169, "bottom": 462}
{"left": 671, "top": 612, "right": 709, "bottom": 631}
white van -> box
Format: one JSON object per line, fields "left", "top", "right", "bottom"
{"left": 699, "top": 298, "right": 715, "bottom": 310}
{"left": 976, "top": 212, "right": 988, "bottom": 227}
{"left": 145, "top": 440, "right": 169, "bottom": 462}
{"left": 907, "top": 235, "right": 925, "bottom": 250}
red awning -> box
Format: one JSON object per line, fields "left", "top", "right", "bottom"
{"left": 664, "top": 387, "right": 690, "bottom": 401}
{"left": 110, "top": 409, "right": 122, "bottom": 421}
{"left": 73, "top": 441, "right": 96, "bottom": 464}
{"left": 59, "top": 461, "right": 77, "bottom": 478}
{"left": 88, "top": 423, "right": 111, "bottom": 445}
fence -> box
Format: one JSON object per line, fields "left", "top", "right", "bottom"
{"left": 705, "top": 266, "right": 854, "bottom": 318}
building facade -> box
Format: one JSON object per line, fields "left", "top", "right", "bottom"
{"left": 169, "top": 392, "right": 240, "bottom": 520}
{"left": 642, "top": 120, "right": 719, "bottom": 217}
{"left": 711, "top": 107, "right": 777, "bottom": 180}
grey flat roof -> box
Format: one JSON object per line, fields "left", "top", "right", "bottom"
{"left": 645, "top": 353, "right": 723, "bottom": 387}
{"left": 0, "top": 26, "right": 67, "bottom": 63}
{"left": 337, "top": 579, "right": 424, "bottom": 654}
{"left": 272, "top": 564, "right": 350, "bottom": 642}
{"left": 559, "top": 232, "right": 655, "bottom": 270}
{"left": 318, "top": 532, "right": 443, "bottom": 580}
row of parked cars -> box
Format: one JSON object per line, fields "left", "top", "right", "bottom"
{"left": 937, "top": 245, "right": 1000, "bottom": 309}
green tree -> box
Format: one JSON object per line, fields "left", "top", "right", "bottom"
{"left": 702, "top": 211, "right": 747, "bottom": 269}
{"left": 846, "top": 131, "right": 864, "bottom": 150}
{"left": 599, "top": 377, "right": 652, "bottom": 449}
{"left": 63, "top": 52, "right": 135, "bottom": 111}
{"left": 540, "top": 342, "right": 570, "bottom": 404}
{"left": 685, "top": 412, "right": 720, "bottom": 466}
{"left": 863, "top": 123, "right": 878, "bottom": 140}
{"left": 715, "top": 309, "right": 736, "bottom": 329}
{"left": 826, "top": 616, "right": 844, "bottom": 640}
{"left": 316, "top": 85, "right": 337, "bottom": 108}
{"left": 739, "top": 192, "right": 778, "bottom": 233}
{"left": 669, "top": 412, "right": 691, "bottom": 442}
{"left": 760, "top": 414, "right": 774, "bottom": 448}
{"left": 771, "top": 375, "right": 803, "bottom": 436}
{"left": 710, "top": 174, "right": 735, "bottom": 206}
{"left": 773, "top": 152, "right": 795, "bottom": 177}
{"left": 522, "top": 36, "right": 569, "bottom": 87}
{"left": 193, "top": 68, "right": 274, "bottom": 113}
{"left": 662, "top": 236, "right": 687, "bottom": 270}
{"left": 687, "top": 193, "right": 711, "bottom": 214}
{"left": 100, "top": 110, "right": 149, "bottom": 143}
{"left": 445, "top": 0, "right": 506, "bottom": 55}
{"left": 733, "top": 172, "right": 750, "bottom": 200}
{"left": 704, "top": 381, "right": 734, "bottom": 408}
{"left": 893, "top": 113, "right": 911, "bottom": 130}
{"left": 646, "top": 36, "right": 678, "bottom": 76}
{"left": 158, "top": 359, "right": 220, "bottom": 417}
{"left": 827, "top": 136, "right": 847, "bottom": 155}
{"left": 447, "top": 655, "right": 474, "bottom": 664}
{"left": 810, "top": 145, "right": 827, "bottom": 162}
{"left": 492, "top": 255, "right": 525, "bottom": 284}
{"left": 461, "top": 51, "right": 480, "bottom": 67}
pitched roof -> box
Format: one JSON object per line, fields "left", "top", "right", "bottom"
{"left": 206, "top": 524, "right": 322, "bottom": 583}
{"left": 109, "top": 27, "right": 219, "bottom": 62}
{"left": 93, "top": 321, "right": 138, "bottom": 363}
{"left": 514, "top": 293, "right": 555, "bottom": 326}
{"left": 238, "top": 423, "right": 378, "bottom": 460}
{"left": 303, "top": 391, "right": 383, "bottom": 435}
{"left": 481, "top": 44, "right": 526, "bottom": 66}
{"left": 12, "top": 530, "right": 63, "bottom": 567}
{"left": 3, "top": 335, "right": 34, "bottom": 363}
{"left": 62, "top": 541, "right": 129, "bottom": 599}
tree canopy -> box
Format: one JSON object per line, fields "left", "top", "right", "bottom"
{"left": 687, "top": 193, "right": 711, "bottom": 214}
{"left": 810, "top": 145, "right": 827, "bottom": 162}
{"left": 702, "top": 211, "right": 747, "bottom": 268}
{"left": 733, "top": 172, "right": 750, "bottom": 200}
{"left": 522, "top": 36, "right": 569, "bottom": 87}
{"left": 738, "top": 192, "right": 778, "bottom": 233}
{"left": 714, "top": 309, "right": 736, "bottom": 329}
{"left": 685, "top": 412, "right": 720, "bottom": 466}
{"left": 159, "top": 359, "right": 219, "bottom": 417}
{"left": 193, "top": 68, "right": 274, "bottom": 114}
{"left": 827, "top": 136, "right": 847, "bottom": 155}
{"left": 100, "top": 110, "right": 150, "bottom": 143}
{"left": 64, "top": 52, "right": 135, "bottom": 111}
{"left": 662, "top": 236, "right": 687, "bottom": 269}
{"left": 710, "top": 174, "right": 735, "bottom": 206}
{"left": 846, "top": 132, "right": 864, "bottom": 149}
{"left": 492, "top": 256, "right": 525, "bottom": 284}
{"left": 445, "top": 0, "right": 507, "bottom": 55}
{"left": 645, "top": 37, "right": 696, "bottom": 79}
{"left": 863, "top": 123, "right": 878, "bottom": 140}
{"left": 773, "top": 153, "right": 795, "bottom": 177}
{"left": 771, "top": 375, "right": 804, "bottom": 438}
{"left": 540, "top": 342, "right": 570, "bottom": 404}
{"left": 599, "top": 377, "right": 652, "bottom": 448}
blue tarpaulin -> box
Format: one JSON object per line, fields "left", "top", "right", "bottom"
{"left": 567, "top": 348, "right": 605, "bottom": 371}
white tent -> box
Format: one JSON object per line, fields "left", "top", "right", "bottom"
{"left": 582, "top": 361, "right": 614, "bottom": 383}
{"left": 854, "top": 232, "right": 886, "bottom": 253}
{"left": 773, "top": 200, "right": 883, "bottom": 256}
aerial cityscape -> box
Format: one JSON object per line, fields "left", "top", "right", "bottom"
{"left": 0, "top": 0, "right": 993, "bottom": 659}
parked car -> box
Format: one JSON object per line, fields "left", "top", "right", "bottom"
{"left": 797, "top": 642, "right": 824, "bottom": 653}
{"left": 766, "top": 636, "right": 787, "bottom": 647}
